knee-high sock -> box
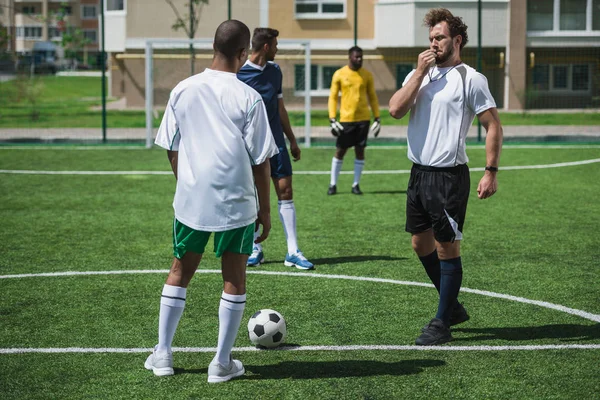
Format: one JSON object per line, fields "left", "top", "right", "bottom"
{"left": 214, "top": 292, "right": 246, "bottom": 366}
{"left": 330, "top": 157, "right": 343, "bottom": 186}
{"left": 157, "top": 284, "right": 187, "bottom": 353}
{"left": 353, "top": 159, "right": 365, "bottom": 186}
{"left": 278, "top": 200, "right": 298, "bottom": 255}
{"left": 435, "top": 257, "right": 463, "bottom": 326}
{"left": 419, "top": 250, "right": 441, "bottom": 293}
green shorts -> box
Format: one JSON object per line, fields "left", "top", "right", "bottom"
{"left": 172, "top": 219, "right": 255, "bottom": 259}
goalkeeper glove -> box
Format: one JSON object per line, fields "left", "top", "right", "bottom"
{"left": 370, "top": 118, "right": 381, "bottom": 138}
{"left": 329, "top": 118, "right": 344, "bottom": 137}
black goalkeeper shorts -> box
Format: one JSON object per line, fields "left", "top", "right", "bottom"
{"left": 405, "top": 163, "right": 470, "bottom": 243}
{"left": 336, "top": 121, "right": 370, "bottom": 149}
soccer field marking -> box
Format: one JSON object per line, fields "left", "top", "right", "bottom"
{"left": 1, "top": 144, "right": 600, "bottom": 150}
{"left": 1, "top": 344, "right": 599, "bottom": 355}
{"left": 1, "top": 158, "right": 599, "bottom": 175}
{"left": 1, "top": 269, "right": 599, "bottom": 323}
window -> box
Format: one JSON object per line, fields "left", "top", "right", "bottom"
{"left": 16, "top": 26, "right": 43, "bottom": 39}
{"left": 527, "top": 0, "right": 553, "bottom": 31}
{"left": 82, "top": 5, "right": 98, "bottom": 19}
{"left": 83, "top": 30, "right": 98, "bottom": 44}
{"left": 294, "top": 64, "right": 342, "bottom": 94}
{"left": 295, "top": 0, "right": 345, "bottom": 19}
{"left": 560, "top": 0, "right": 586, "bottom": 30}
{"left": 396, "top": 64, "right": 414, "bottom": 90}
{"left": 572, "top": 65, "right": 590, "bottom": 91}
{"left": 107, "top": 0, "right": 125, "bottom": 12}
{"left": 528, "top": 0, "right": 600, "bottom": 31}
{"left": 21, "top": 6, "right": 37, "bottom": 15}
{"left": 532, "top": 65, "right": 550, "bottom": 91}
{"left": 552, "top": 66, "right": 569, "bottom": 90}
{"left": 593, "top": 0, "right": 600, "bottom": 30}
{"left": 59, "top": 6, "right": 73, "bottom": 16}
{"left": 48, "top": 27, "right": 62, "bottom": 39}
{"left": 532, "top": 64, "right": 591, "bottom": 92}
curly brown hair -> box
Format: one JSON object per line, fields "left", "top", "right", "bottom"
{"left": 423, "top": 8, "right": 469, "bottom": 49}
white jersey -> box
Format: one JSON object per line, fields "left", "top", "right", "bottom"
{"left": 403, "top": 63, "right": 496, "bottom": 167}
{"left": 155, "top": 68, "right": 279, "bottom": 232}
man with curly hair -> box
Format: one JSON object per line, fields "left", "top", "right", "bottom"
{"left": 389, "top": 8, "right": 503, "bottom": 345}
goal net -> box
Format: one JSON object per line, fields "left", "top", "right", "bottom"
{"left": 144, "top": 38, "right": 312, "bottom": 148}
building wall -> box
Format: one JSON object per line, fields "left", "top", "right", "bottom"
{"left": 125, "top": 0, "right": 260, "bottom": 42}
{"left": 270, "top": 0, "right": 374, "bottom": 41}
{"left": 110, "top": 0, "right": 599, "bottom": 111}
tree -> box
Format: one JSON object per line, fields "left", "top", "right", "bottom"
{"left": 166, "top": 0, "right": 209, "bottom": 76}
{"left": 55, "top": 3, "right": 91, "bottom": 68}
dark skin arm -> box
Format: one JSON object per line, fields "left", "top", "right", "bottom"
{"left": 278, "top": 98, "right": 300, "bottom": 161}
{"left": 251, "top": 160, "right": 272, "bottom": 243}
{"left": 167, "top": 150, "right": 178, "bottom": 180}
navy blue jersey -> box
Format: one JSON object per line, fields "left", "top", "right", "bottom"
{"left": 237, "top": 61, "right": 285, "bottom": 147}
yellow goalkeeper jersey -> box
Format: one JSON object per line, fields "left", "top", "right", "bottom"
{"left": 328, "top": 66, "right": 380, "bottom": 123}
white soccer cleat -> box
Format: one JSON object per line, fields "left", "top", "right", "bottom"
{"left": 144, "top": 346, "right": 174, "bottom": 377}
{"left": 207, "top": 358, "right": 245, "bottom": 383}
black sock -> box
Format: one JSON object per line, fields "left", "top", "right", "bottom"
{"left": 419, "top": 250, "right": 441, "bottom": 293}
{"left": 435, "top": 257, "right": 463, "bottom": 326}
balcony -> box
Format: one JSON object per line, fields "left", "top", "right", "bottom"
{"left": 374, "top": 0, "right": 508, "bottom": 48}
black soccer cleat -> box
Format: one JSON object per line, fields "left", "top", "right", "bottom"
{"left": 415, "top": 318, "right": 453, "bottom": 346}
{"left": 351, "top": 184, "right": 363, "bottom": 195}
{"left": 327, "top": 185, "right": 337, "bottom": 195}
{"left": 449, "top": 302, "right": 470, "bottom": 326}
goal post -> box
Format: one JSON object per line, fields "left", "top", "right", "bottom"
{"left": 144, "top": 38, "right": 312, "bottom": 148}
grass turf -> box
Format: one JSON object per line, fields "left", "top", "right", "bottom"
{"left": 1, "top": 76, "right": 599, "bottom": 128}
{"left": 0, "top": 146, "right": 599, "bottom": 399}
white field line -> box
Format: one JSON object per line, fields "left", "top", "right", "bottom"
{"left": 1, "top": 158, "right": 599, "bottom": 176}
{"left": 1, "top": 344, "right": 599, "bottom": 355}
{"left": 1, "top": 269, "right": 599, "bottom": 323}
{"left": 1, "top": 145, "right": 600, "bottom": 150}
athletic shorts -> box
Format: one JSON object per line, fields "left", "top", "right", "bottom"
{"left": 172, "top": 219, "right": 255, "bottom": 259}
{"left": 405, "top": 163, "right": 470, "bottom": 243}
{"left": 270, "top": 145, "right": 293, "bottom": 178}
{"left": 336, "top": 121, "right": 370, "bottom": 149}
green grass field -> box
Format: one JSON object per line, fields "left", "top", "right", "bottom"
{"left": 0, "top": 145, "right": 599, "bottom": 399}
{"left": 1, "top": 76, "right": 600, "bottom": 128}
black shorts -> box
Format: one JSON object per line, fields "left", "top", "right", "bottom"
{"left": 336, "top": 121, "right": 370, "bottom": 149}
{"left": 270, "top": 145, "right": 292, "bottom": 179}
{"left": 405, "top": 163, "right": 470, "bottom": 243}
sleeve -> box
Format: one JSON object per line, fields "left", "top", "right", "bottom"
{"left": 154, "top": 95, "right": 180, "bottom": 151}
{"left": 328, "top": 70, "right": 341, "bottom": 119}
{"left": 468, "top": 72, "right": 497, "bottom": 115}
{"left": 366, "top": 71, "right": 380, "bottom": 119}
{"left": 243, "top": 96, "right": 279, "bottom": 165}
{"left": 277, "top": 65, "right": 283, "bottom": 99}
{"left": 402, "top": 69, "right": 416, "bottom": 87}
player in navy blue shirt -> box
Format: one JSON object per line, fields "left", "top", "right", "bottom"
{"left": 237, "top": 28, "right": 314, "bottom": 270}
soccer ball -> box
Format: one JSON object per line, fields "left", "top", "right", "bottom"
{"left": 247, "top": 309, "right": 287, "bottom": 348}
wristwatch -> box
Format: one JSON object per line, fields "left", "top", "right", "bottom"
{"left": 485, "top": 166, "right": 498, "bottom": 172}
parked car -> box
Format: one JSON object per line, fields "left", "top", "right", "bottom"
{"left": 16, "top": 41, "right": 65, "bottom": 74}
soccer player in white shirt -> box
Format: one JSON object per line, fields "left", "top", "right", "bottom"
{"left": 144, "top": 20, "right": 279, "bottom": 382}
{"left": 389, "top": 8, "right": 503, "bottom": 346}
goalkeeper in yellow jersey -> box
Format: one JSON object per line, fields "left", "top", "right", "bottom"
{"left": 327, "top": 46, "right": 381, "bottom": 195}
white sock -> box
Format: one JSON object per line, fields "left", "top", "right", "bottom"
{"left": 353, "top": 160, "right": 365, "bottom": 186}
{"left": 278, "top": 200, "right": 298, "bottom": 255}
{"left": 330, "top": 157, "right": 343, "bottom": 186}
{"left": 253, "top": 230, "right": 262, "bottom": 252}
{"left": 214, "top": 292, "right": 246, "bottom": 366}
{"left": 157, "top": 284, "right": 187, "bottom": 354}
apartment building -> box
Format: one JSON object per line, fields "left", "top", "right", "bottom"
{"left": 0, "top": 0, "right": 100, "bottom": 66}
{"left": 105, "top": 0, "right": 600, "bottom": 110}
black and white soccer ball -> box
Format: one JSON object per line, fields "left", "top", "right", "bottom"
{"left": 247, "top": 309, "right": 287, "bottom": 348}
